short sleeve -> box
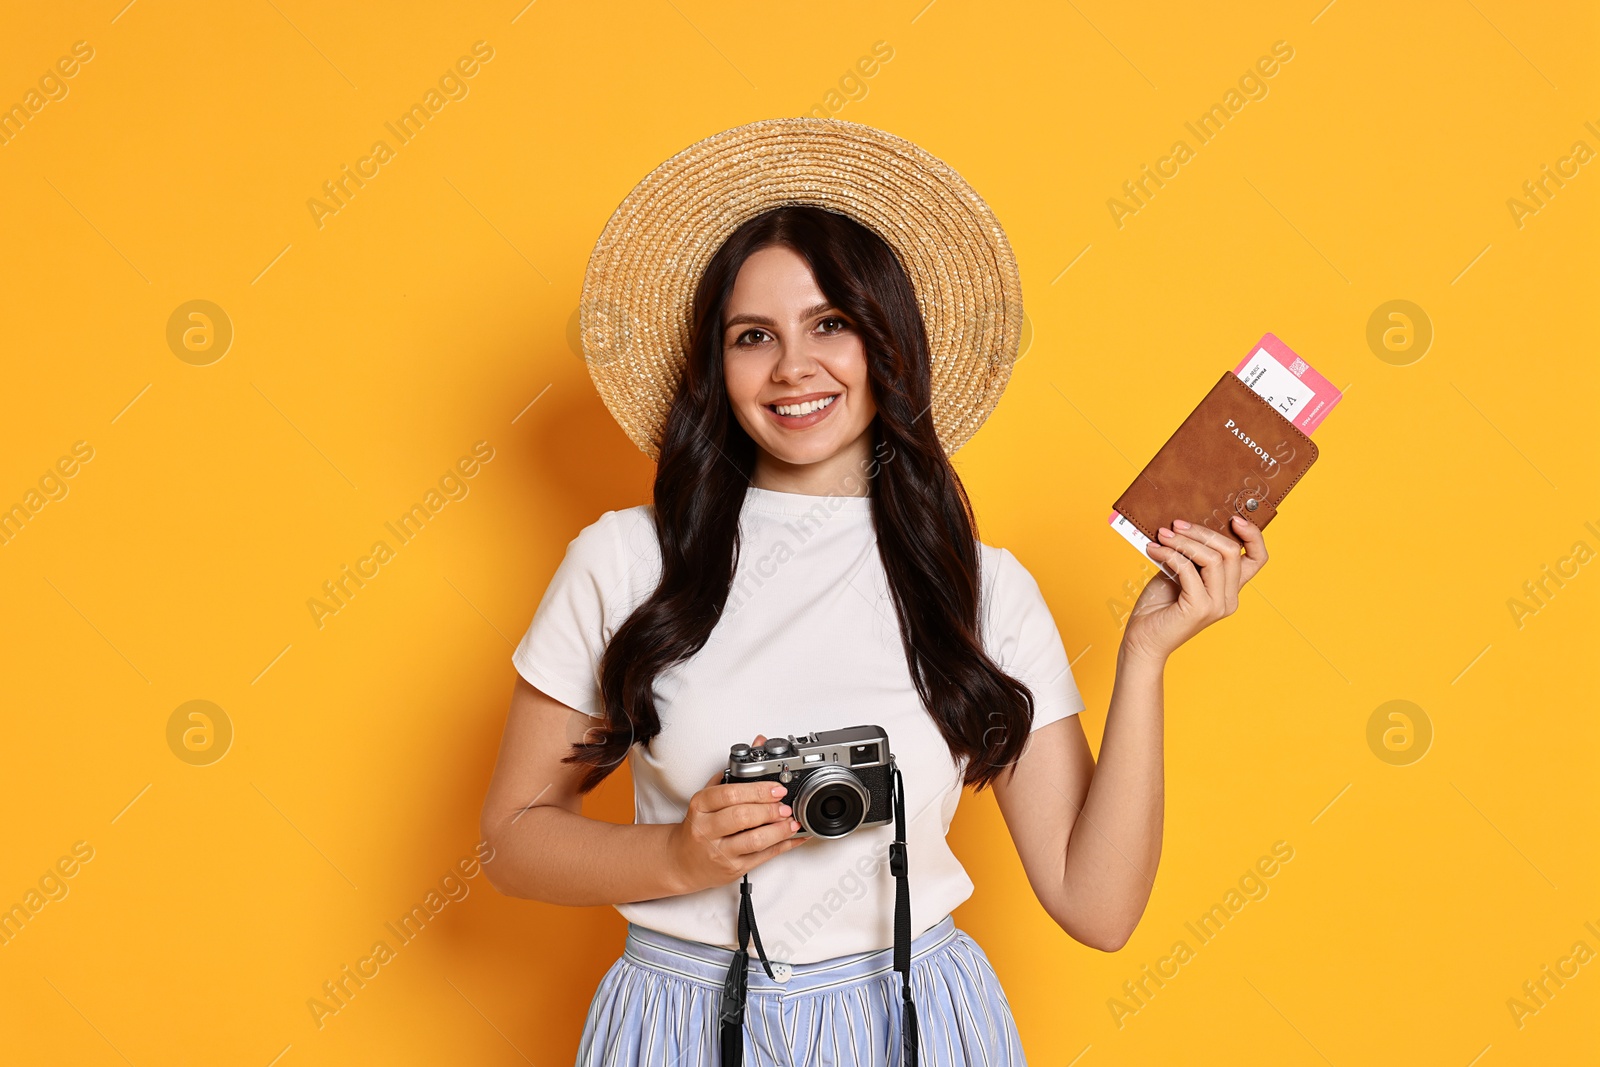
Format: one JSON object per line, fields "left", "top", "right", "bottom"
{"left": 512, "top": 509, "right": 653, "bottom": 718}
{"left": 981, "top": 547, "right": 1087, "bottom": 732}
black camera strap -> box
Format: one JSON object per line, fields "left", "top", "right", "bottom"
{"left": 718, "top": 759, "right": 918, "bottom": 1066}
{"left": 889, "top": 760, "right": 918, "bottom": 1065}
{"left": 718, "top": 872, "right": 778, "bottom": 1066}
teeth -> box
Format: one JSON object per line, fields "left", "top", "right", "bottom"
{"left": 774, "top": 395, "right": 836, "bottom": 417}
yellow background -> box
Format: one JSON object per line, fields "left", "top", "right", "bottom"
{"left": 2, "top": 1, "right": 1596, "bottom": 1063}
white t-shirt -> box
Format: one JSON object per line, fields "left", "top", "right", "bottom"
{"left": 512, "top": 485, "right": 1084, "bottom": 964}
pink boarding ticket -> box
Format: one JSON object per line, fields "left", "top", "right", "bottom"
{"left": 1108, "top": 333, "right": 1341, "bottom": 577}
{"left": 1230, "top": 332, "right": 1343, "bottom": 435}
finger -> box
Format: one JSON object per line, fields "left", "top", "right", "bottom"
{"left": 1147, "top": 541, "right": 1205, "bottom": 602}
{"left": 1174, "top": 520, "right": 1242, "bottom": 611}
{"left": 722, "top": 813, "right": 802, "bottom": 857}
{"left": 695, "top": 779, "right": 789, "bottom": 813}
{"left": 752, "top": 734, "right": 767, "bottom": 746}
{"left": 1229, "top": 514, "right": 1269, "bottom": 582}
{"left": 1155, "top": 526, "right": 1226, "bottom": 604}
{"left": 740, "top": 833, "right": 812, "bottom": 871}
{"left": 1174, "top": 519, "right": 1242, "bottom": 564}
{"left": 706, "top": 799, "right": 792, "bottom": 839}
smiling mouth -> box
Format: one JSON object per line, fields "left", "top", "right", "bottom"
{"left": 766, "top": 394, "right": 839, "bottom": 419}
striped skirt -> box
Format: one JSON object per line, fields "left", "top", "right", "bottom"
{"left": 575, "top": 913, "right": 1028, "bottom": 1065}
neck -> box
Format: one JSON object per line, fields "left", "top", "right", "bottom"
{"left": 750, "top": 430, "right": 874, "bottom": 497}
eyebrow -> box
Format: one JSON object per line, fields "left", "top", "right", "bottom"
{"left": 723, "top": 301, "right": 837, "bottom": 333}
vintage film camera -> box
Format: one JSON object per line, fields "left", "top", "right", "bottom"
{"left": 723, "top": 725, "right": 894, "bottom": 839}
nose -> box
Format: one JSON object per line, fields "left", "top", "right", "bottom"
{"left": 771, "top": 332, "right": 822, "bottom": 385}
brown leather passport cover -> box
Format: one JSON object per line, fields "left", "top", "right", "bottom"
{"left": 1113, "top": 370, "right": 1319, "bottom": 541}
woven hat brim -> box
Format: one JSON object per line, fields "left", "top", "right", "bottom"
{"left": 579, "top": 116, "right": 1023, "bottom": 460}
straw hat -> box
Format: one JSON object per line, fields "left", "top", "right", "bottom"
{"left": 577, "top": 116, "right": 1024, "bottom": 460}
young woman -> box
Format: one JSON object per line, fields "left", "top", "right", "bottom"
{"left": 479, "top": 120, "right": 1266, "bottom": 1066}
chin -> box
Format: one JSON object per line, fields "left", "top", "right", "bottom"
{"left": 756, "top": 435, "right": 849, "bottom": 468}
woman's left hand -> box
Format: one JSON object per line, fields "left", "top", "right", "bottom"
{"left": 1122, "top": 513, "right": 1269, "bottom": 663}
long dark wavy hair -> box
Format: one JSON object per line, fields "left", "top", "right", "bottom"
{"left": 564, "top": 205, "right": 1035, "bottom": 794}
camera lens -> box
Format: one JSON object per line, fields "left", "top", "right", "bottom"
{"left": 794, "top": 766, "right": 868, "bottom": 839}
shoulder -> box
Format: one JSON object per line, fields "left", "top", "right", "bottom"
{"left": 976, "top": 540, "right": 1086, "bottom": 721}
{"left": 540, "top": 505, "right": 661, "bottom": 614}
{"left": 515, "top": 506, "right": 657, "bottom": 717}
{"left": 976, "top": 541, "right": 1058, "bottom": 646}
{"left": 563, "top": 505, "right": 659, "bottom": 570}
{"left": 523, "top": 505, "right": 659, "bottom": 637}
{"left": 978, "top": 541, "right": 1045, "bottom": 601}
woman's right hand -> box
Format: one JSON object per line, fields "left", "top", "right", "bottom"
{"left": 667, "top": 765, "right": 809, "bottom": 894}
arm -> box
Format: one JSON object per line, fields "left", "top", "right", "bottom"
{"left": 991, "top": 515, "right": 1267, "bottom": 951}
{"left": 478, "top": 675, "right": 807, "bottom": 904}
{"left": 991, "top": 647, "right": 1165, "bottom": 951}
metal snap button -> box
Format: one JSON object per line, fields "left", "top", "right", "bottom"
{"left": 1245, "top": 498, "right": 1259, "bottom": 511}
{"left": 770, "top": 961, "right": 792, "bottom": 984}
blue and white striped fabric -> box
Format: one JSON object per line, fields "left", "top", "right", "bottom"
{"left": 575, "top": 913, "right": 1028, "bottom": 1065}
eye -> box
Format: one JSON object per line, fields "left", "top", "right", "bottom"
{"left": 732, "top": 328, "right": 770, "bottom": 347}
{"left": 818, "top": 316, "right": 850, "bottom": 334}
